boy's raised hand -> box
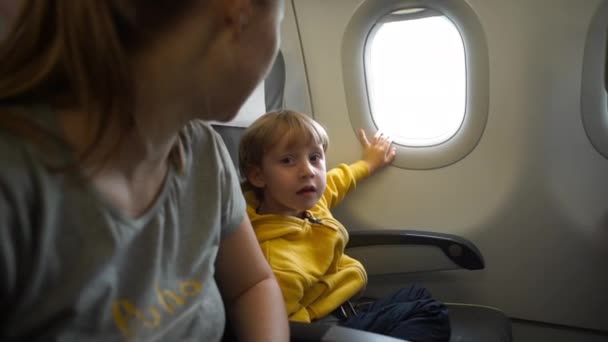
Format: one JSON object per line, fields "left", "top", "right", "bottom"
{"left": 358, "top": 128, "right": 396, "bottom": 174}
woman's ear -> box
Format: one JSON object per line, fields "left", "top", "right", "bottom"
{"left": 245, "top": 166, "right": 265, "bottom": 188}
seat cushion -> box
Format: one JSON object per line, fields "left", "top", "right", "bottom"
{"left": 447, "top": 304, "right": 512, "bottom": 342}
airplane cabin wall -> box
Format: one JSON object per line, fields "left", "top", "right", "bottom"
{"left": 289, "top": 0, "right": 608, "bottom": 336}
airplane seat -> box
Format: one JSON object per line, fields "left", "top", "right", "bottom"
{"left": 443, "top": 303, "right": 512, "bottom": 342}
{"left": 214, "top": 125, "right": 512, "bottom": 342}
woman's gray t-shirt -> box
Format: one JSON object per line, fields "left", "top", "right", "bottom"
{"left": 0, "top": 111, "right": 245, "bottom": 341}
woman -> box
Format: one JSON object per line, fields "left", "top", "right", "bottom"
{"left": 0, "top": 0, "right": 288, "bottom": 341}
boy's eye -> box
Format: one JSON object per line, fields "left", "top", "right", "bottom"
{"left": 279, "top": 156, "right": 294, "bottom": 164}
{"left": 310, "top": 153, "right": 323, "bottom": 162}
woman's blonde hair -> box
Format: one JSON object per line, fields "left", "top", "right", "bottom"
{"left": 239, "top": 109, "right": 329, "bottom": 194}
{"left": 0, "top": 0, "right": 196, "bottom": 166}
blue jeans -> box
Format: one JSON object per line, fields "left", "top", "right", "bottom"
{"left": 340, "top": 284, "right": 450, "bottom": 341}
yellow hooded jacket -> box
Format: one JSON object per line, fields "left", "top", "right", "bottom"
{"left": 245, "top": 161, "right": 370, "bottom": 322}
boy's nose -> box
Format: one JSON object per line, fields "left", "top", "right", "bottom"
{"left": 299, "top": 162, "right": 315, "bottom": 178}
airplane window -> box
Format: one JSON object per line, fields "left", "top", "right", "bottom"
{"left": 366, "top": 10, "right": 466, "bottom": 147}
{"left": 581, "top": 1, "right": 608, "bottom": 160}
{"left": 343, "top": 0, "right": 488, "bottom": 169}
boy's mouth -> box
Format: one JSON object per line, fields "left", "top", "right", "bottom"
{"left": 296, "top": 186, "right": 316, "bottom": 195}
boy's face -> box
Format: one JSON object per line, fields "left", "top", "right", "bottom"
{"left": 248, "top": 136, "right": 327, "bottom": 217}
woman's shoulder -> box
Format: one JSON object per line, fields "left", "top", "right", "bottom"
{"left": 0, "top": 121, "right": 38, "bottom": 180}
{"left": 179, "top": 119, "right": 231, "bottom": 169}
{"left": 0, "top": 104, "right": 63, "bottom": 145}
{"left": 0, "top": 130, "right": 48, "bottom": 229}
{"left": 0, "top": 105, "right": 69, "bottom": 193}
{"left": 180, "top": 119, "right": 221, "bottom": 148}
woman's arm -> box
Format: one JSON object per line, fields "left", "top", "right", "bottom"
{"left": 215, "top": 216, "right": 289, "bottom": 342}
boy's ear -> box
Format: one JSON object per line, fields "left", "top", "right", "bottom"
{"left": 245, "top": 166, "right": 266, "bottom": 188}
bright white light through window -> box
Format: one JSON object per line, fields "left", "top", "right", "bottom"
{"left": 367, "top": 14, "right": 466, "bottom": 146}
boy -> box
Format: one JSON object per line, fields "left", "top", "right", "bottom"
{"left": 239, "top": 109, "right": 394, "bottom": 322}
{"left": 239, "top": 110, "right": 449, "bottom": 341}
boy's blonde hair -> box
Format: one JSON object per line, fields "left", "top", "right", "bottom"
{"left": 239, "top": 109, "right": 329, "bottom": 194}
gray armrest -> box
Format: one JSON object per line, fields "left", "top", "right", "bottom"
{"left": 290, "top": 322, "right": 406, "bottom": 342}
{"left": 347, "top": 230, "right": 484, "bottom": 270}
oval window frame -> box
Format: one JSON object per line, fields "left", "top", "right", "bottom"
{"left": 342, "top": 0, "right": 489, "bottom": 169}
{"left": 581, "top": 0, "right": 608, "bottom": 160}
